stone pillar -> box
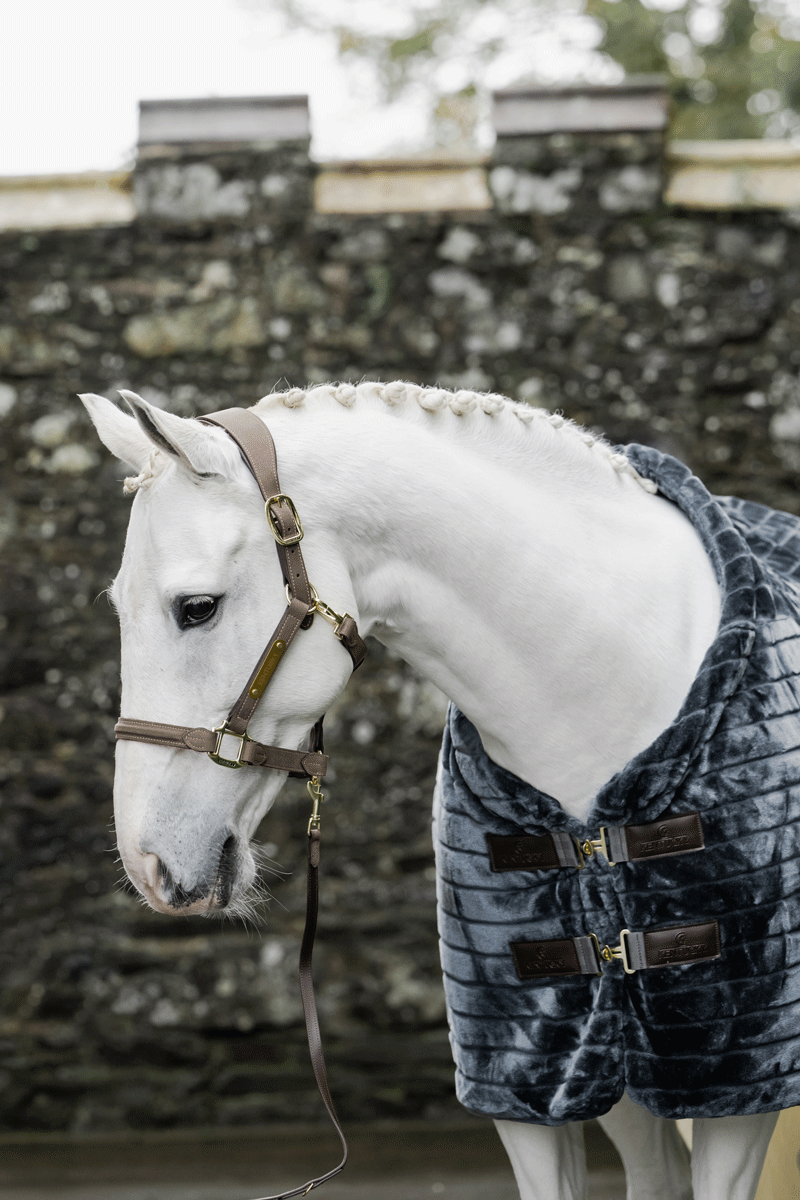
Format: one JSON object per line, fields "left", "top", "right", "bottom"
{"left": 489, "top": 77, "right": 669, "bottom": 222}
{"left": 133, "top": 95, "right": 313, "bottom": 229}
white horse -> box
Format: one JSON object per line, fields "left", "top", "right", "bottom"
{"left": 80, "top": 382, "right": 780, "bottom": 1200}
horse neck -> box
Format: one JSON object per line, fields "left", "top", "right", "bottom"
{"left": 267, "top": 401, "right": 721, "bottom": 822}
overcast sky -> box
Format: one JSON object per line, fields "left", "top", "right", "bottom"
{"left": 1, "top": 0, "right": 609, "bottom": 176}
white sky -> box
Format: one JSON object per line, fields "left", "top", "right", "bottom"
{"left": 1, "top": 0, "right": 610, "bottom": 177}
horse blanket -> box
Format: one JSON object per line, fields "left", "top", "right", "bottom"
{"left": 434, "top": 443, "right": 800, "bottom": 1124}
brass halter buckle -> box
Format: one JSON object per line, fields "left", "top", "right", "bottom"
{"left": 265, "top": 493, "right": 304, "bottom": 546}
{"left": 208, "top": 723, "right": 253, "bottom": 769}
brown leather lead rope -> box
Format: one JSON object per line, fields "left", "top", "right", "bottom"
{"left": 241, "top": 827, "right": 348, "bottom": 1200}
{"left": 250, "top": 753, "right": 349, "bottom": 1198}
{"left": 246, "top": 838, "right": 348, "bottom": 1200}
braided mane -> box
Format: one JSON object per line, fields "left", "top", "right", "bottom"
{"left": 254, "top": 382, "right": 657, "bottom": 495}
{"left": 122, "top": 382, "right": 656, "bottom": 495}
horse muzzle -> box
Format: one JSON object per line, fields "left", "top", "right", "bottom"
{"left": 134, "top": 830, "right": 246, "bottom": 915}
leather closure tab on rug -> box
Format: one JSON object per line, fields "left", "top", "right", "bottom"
{"left": 510, "top": 935, "right": 602, "bottom": 979}
{"left": 632, "top": 921, "right": 721, "bottom": 970}
{"left": 510, "top": 921, "right": 721, "bottom": 978}
{"left": 611, "top": 812, "right": 705, "bottom": 863}
{"left": 487, "top": 815, "right": 704, "bottom": 873}
{"left": 486, "top": 831, "right": 582, "bottom": 872}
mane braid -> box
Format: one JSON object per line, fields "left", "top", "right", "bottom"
{"left": 123, "top": 449, "right": 162, "bottom": 495}
{"left": 254, "top": 382, "right": 657, "bottom": 495}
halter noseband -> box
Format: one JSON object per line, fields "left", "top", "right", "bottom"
{"left": 113, "top": 407, "right": 367, "bottom": 1199}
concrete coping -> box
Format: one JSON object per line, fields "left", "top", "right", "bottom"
{"left": 317, "top": 156, "right": 488, "bottom": 174}
{"left": 666, "top": 139, "right": 800, "bottom": 208}
{"left": 493, "top": 76, "right": 669, "bottom": 136}
{"left": 138, "top": 94, "right": 310, "bottom": 146}
{"left": 0, "top": 171, "right": 135, "bottom": 231}
{"left": 4, "top": 137, "right": 800, "bottom": 228}
{"left": 669, "top": 139, "right": 800, "bottom": 163}
{"left": 0, "top": 170, "right": 131, "bottom": 192}
{"left": 315, "top": 159, "right": 492, "bottom": 214}
{"left": 494, "top": 75, "right": 667, "bottom": 101}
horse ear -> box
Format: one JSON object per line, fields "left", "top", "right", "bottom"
{"left": 79, "top": 392, "right": 153, "bottom": 471}
{"left": 118, "top": 390, "right": 226, "bottom": 477}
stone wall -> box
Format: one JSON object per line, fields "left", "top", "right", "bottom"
{"left": 2, "top": 85, "right": 800, "bottom": 1134}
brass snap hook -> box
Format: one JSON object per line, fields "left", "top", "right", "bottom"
{"left": 576, "top": 827, "right": 616, "bottom": 866}
{"left": 307, "top": 776, "right": 324, "bottom": 834}
{"left": 601, "top": 929, "right": 636, "bottom": 974}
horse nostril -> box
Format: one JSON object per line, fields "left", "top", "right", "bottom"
{"left": 141, "top": 852, "right": 162, "bottom": 894}
{"left": 214, "top": 835, "right": 238, "bottom": 909}
{"left": 153, "top": 856, "right": 208, "bottom": 910}
{"left": 140, "top": 837, "right": 239, "bottom": 911}
{"left": 157, "top": 858, "right": 199, "bottom": 908}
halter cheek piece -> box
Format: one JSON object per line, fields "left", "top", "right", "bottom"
{"left": 114, "top": 408, "right": 367, "bottom": 1200}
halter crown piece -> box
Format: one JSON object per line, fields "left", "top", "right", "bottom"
{"left": 114, "top": 408, "right": 367, "bottom": 1199}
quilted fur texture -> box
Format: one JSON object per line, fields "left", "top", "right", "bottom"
{"left": 434, "top": 444, "right": 800, "bottom": 1125}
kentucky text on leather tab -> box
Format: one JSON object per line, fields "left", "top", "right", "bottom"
{"left": 486, "top": 831, "right": 582, "bottom": 871}
{"left": 511, "top": 937, "right": 591, "bottom": 979}
{"left": 637, "top": 922, "right": 721, "bottom": 969}
{"left": 615, "top": 812, "right": 704, "bottom": 861}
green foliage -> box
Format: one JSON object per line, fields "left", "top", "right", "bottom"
{"left": 261, "top": 0, "right": 570, "bottom": 149}
{"left": 586, "top": 0, "right": 669, "bottom": 76}
{"left": 587, "top": 0, "right": 800, "bottom": 139}
{"left": 331, "top": 15, "right": 452, "bottom": 102}
{"left": 389, "top": 22, "right": 443, "bottom": 62}
{"left": 384, "top": 20, "right": 449, "bottom": 99}
{"left": 265, "top": 0, "right": 800, "bottom": 143}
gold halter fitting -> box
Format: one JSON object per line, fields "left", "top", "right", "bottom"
{"left": 208, "top": 723, "right": 254, "bottom": 769}
{"left": 265, "top": 492, "right": 304, "bottom": 545}
{"left": 307, "top": 777, "right": 324, "bottom": 835}
{"left": 284, "top": 583, "right": 353, "bottom": 641}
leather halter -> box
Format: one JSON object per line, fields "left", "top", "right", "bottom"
{"left": 116, "top": 408, "right": 366, "bottom": 775}
{"left": 114, "top": 408, "right": 367, "bottom": 1198}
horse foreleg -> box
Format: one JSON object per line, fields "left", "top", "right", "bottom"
{"left": 691, "top": 1110, "right": 779, "bottom": 1200}
{"left": 494, "top": 1117, "right": 587, "bottom": 1200}
{"left": 596, "top": 1092, "right": 692, "bottom": 1200}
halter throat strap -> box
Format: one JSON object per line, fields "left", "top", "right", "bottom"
{"left": 202, "top": 407, "right": 367, "bottom": 682}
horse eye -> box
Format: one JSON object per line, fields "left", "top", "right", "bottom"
{"left": 176, "top": 595, "right": 220, "bottom": 629}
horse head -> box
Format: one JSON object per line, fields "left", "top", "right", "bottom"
{"left": 80, "top": 391, "right": 356, "bottom": 917}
